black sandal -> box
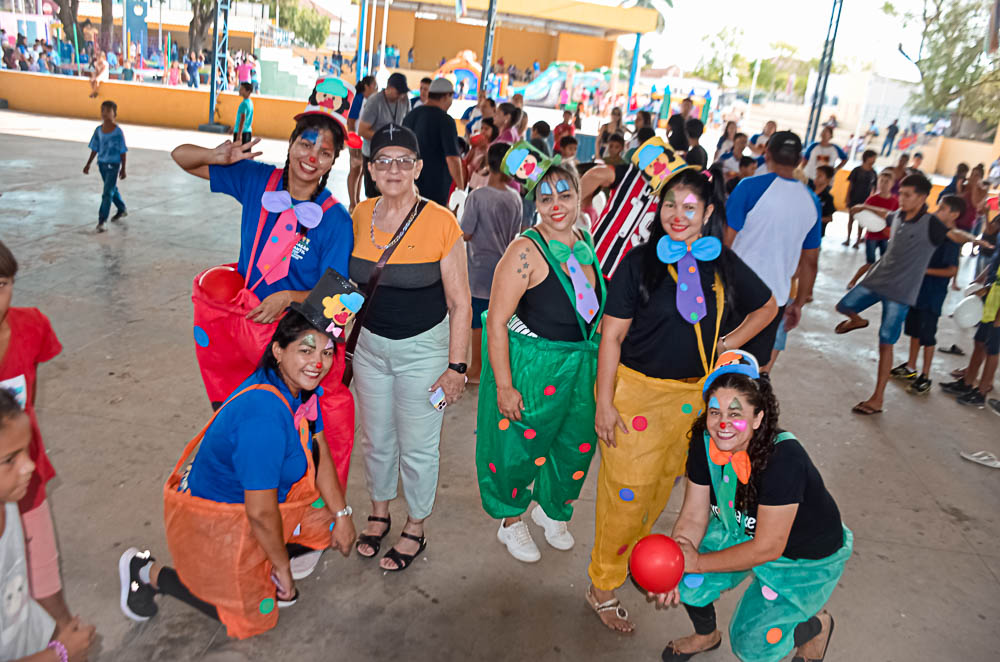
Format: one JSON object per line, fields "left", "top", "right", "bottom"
{"left": 355, "top": 515, "right": 391, "bottom": 559}
{"left": 661, "top": 636, "right": 722, "bottom": 661}
{"left": 381, "top": 531, "right": 427, "bottom": 572}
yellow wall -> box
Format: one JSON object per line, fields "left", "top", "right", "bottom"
{"left": 555, "top": 33, "right": 615, "bottom": 72}
{"left": 0, "top": 70, "right": 302, "bottom": 139}
{"left": 406, "top": 0, "right": 657, "bottom": 34}
{"left": 936, "top": 137, "right": 996, "bottom": 176}
{"left": 362, "top": 9, "right": 614, "bottom": 74}
{"left": 830, "top": 167, "right": 944, "bottom": 209}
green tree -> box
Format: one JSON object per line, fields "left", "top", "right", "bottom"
{"left": 885, "top": 0, "right": 1000, "bottom": 123}
{"left": 188, "top": 0, "right": 216, "bottom": 58}
{"left": 268, "top": 0, "right": 332, "bottom": 48}
{"left": 690, "top": 27, "right": 748, "bottom": 86}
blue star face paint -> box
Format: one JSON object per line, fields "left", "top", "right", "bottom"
{"left": 555, "top": 179, "right": 570, "bottom": 193}
{"left": 538, "top": 181, "right": 553, "bottom": 196}
{"left": 709, "top": 396, "right": 721, "bottom": 410}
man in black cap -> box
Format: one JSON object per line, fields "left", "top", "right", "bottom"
{"left": 403, "top": 77, "right": 464, "bottom": 206}
{"left": 358, "top": 72, "right": 410, "bottom": 198}
{"left": 724, "top": 130, "right": 823, "bottom": 368}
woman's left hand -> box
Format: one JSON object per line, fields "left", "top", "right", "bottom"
{"left": 247, "top": 291, "right": 291, "bottom": 324}
{"left": 431, "top": 369, "right": 466, "bottom": 405}
{"left": 676, "top": 537, "right": 700, "bottom": 573}
{"left": 330, "top": 514, "right": 357, "bottom": 557}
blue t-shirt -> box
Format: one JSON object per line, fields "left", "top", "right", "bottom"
{"left": 186, "top": 367, "right": 323, "bottom": 504}
{"left": 347, "top": 92, "right": 365, "bottom": 121}
{"left": 914, "top": 240, "right": 961, "bottom": 314}
{"left": 88, "top": 125, "right": 127, "bottom": 164}
{"left": 209, "top": 160, "right": 353, "bottom": 300}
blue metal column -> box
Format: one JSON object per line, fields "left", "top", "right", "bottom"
{"left": 805, "top": 0, "right": 843, "bottom": 144}
{"left": 358, "top": 0, "right": 368, "bottom": 77}
{"left": 626, "top": 32, "right": 640, "bottom": 112}
{"left": 201, "top": 0, "right": 231, "bottom": 132}
{"left": 480, "top": 0, "right": 498, "bottom": 95}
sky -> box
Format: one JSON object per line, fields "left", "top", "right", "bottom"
{"left": 632, "top": 0, "right": 927, "bottom": 82}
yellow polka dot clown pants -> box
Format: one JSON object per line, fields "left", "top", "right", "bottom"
{"left": 588, "top": 364, "right": 704, "bottom": 591}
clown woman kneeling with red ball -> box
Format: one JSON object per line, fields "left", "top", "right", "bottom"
{"left": 645, "top": 351, "right": 852, "bottom": 662}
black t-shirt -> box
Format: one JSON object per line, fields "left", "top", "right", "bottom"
{"left": 685, "top": 145, "right": 708, "bottom": 169}
{"left": 847, "top": 166, "right": 877, "bottom": 206}
{"left": 605, "top": 246, "right": 772, "bottom": 380}
{"left": 403, "top": 105, "right": 460, "bottom": 206}
{"left": 667, "top": 113, "right": 688, "bottom": 153}
{"left": 687, "top": 434, "right": 844, "bottom": 560}
{"left": 816, "top": 187, "right": 835, "bottom": 219}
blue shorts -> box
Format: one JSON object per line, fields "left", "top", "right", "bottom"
{"left": 974, "top": 321, "right": 1000, "bottom": 356}
{"left": 837, "top": 285, "right": 910, "bottom": 345}
{"left": 865, "top": 238, "right": 888, "bottom": 264}
{"left": 471, "top": 296, "right": 489, "bottom": 330}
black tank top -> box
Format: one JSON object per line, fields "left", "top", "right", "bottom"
{"left": 515, "top": 237, "right": 603, "bottom": 342}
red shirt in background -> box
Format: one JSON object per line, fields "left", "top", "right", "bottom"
{"left": 863, "top": 194, "right": 899, "bottom": 241}
{"left": 552, "top": 122, "right": 576, "bottom": 154}
{"left": 0, "top": 308, "right": 60, "bottom": 513}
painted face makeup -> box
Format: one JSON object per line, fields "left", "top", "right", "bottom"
{"left": 315, "top": 361, "right": 323, "bottom": 370}
{"left": 683, "top": 193, "right": 698, "bottom": 205}
{"left": 538, "top": 181, "right": 553, "bottom": 196}
{"left": 709, "top": 396, "right": 721, "bottom": 410}
{"left": 301, "top": 129, "right": 320, "bottom": 144}
{"left": 683, "top": 209, "right": 696, "bottom": 219}
{"left": 732, "top": 419, "right": 748, "bottom": 432}
{"left": 324, "top": 338, "right": 334, "bottom": 350}
{"left": 663, "top": 189, "right": 676, "bottom": 204}
{"left": 301, "top": 333, "right": 317, "bottom": 350}
{"left": 555, "top": 179, "right": 570, "bottom": 193}
{"left": 728, "top": 397, "right": 743, "bottom": 412}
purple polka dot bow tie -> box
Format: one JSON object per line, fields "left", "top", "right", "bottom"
{"left": 656, "top": 236, "right": 722, "bottom": 325}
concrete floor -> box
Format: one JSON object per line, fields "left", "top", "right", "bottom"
{"left": 1, "top": 110, "right": 998, "bottom": 661}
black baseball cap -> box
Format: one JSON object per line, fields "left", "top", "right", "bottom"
{"left": 767, "top": 130, "right": 802, "bottom": 166}
{"left": 387, "top": 72, "right": 409, "bottom": 94}
{"left": 370, "top": 123, "right": 421, "bottom": 159}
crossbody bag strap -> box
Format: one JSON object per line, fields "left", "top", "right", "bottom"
{"left": 342, "top": 197, "right": 429, "bottom": 386}
{"left": 172, "top": 384, "right": 292, "bottom": 476}
{"left": 245, "top": 168, "right": 285, "bottom": 289}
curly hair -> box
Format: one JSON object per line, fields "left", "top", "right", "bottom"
{"left": 688, "top": 372, "right": 781, "bottom": 514}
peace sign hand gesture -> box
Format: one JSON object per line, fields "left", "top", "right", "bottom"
{"left": 214, "top": 137, "right": 263, "bottom": 165}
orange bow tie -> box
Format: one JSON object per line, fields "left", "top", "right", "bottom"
{"left": 708, "top": 438, "right": 751, "bottom": 484}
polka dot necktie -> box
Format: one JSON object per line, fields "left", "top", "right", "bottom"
{"left": 655, "top": 236, "right": 723, "bottom": 325}
{"left": 549, "top": 239, "right": 599, "bottom": 323}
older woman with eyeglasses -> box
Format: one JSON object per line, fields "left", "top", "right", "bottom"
{"left": 349, "top": 124, "right": 472, "bottom": 572}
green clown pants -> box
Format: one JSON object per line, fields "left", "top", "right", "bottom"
{"left": 476, "top": 325, "right": 599, "bottom": 522}
{"left": 678, "top": 518, "right": 854, "bottom": 662}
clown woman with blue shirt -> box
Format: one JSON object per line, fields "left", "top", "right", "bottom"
{"left": 587, "top": 166, "right": 778, "bottom": 634}
{"left": 117, "top": 271, "right": 362, "bottom": 639}
{"left": 171, "top": 77, "right": 361, "bottom": 488}
{"left": 650, "top": 350, "right": 852, "bottom": 662}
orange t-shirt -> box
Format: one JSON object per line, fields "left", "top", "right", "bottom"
{"left": 350, "top": 198, "right": 462, "bottom": 339}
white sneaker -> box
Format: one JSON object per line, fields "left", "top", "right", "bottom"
{"left": 531, "top": 506, "right": 575, "bottom": 550}
{"left": 290, "top": 550, "right": 323, "bottom": 580}
{"left": 497, "top": 519, "right": 541, "bottom": 563}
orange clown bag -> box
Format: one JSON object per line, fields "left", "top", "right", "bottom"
{"left": 164, "top": 384, "right": 334, "bottom": 639}
{"left": 191, "top": 168, "right": 356, "bottom": 486}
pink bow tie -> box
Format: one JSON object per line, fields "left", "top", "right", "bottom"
{"left": 293, "top": 394, "right": 318, "bottom": 429}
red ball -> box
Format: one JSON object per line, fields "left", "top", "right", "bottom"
{"left": 199, "top": 266, "right": 244, "bottom": 303}
{"left": 629, "top": 534, "right": 685, "bottom": 593}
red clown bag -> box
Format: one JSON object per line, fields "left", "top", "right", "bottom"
{"left": 190, "top": 169, "right": 355, "bottom": 486}
{"left": 163, "top": 385, "right": 334, "bottom": 639}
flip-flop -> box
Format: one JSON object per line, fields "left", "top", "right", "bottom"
{"left": 940, "top": 344, "right": 966, "bottom": 356}
{"left": 662, "top": 636, "right": 723, "bottom": 661}
{"left": 585, "top": 587, "right": 634, "bottom": 634}
{"left": 851, "top": 402, "right": 883, "bottom": 415}
{"left": 792, "top": 612, "right": 835, "bottom": 662}
{"left": 835, "top": 319, "right": 869, "bottom": 334}
{"left": 959, "top": 450, "right": 1000, "bottom": 469}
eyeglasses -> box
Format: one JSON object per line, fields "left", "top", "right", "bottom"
{"left": 372, "top": 156, "right": 418, "bottom": 171}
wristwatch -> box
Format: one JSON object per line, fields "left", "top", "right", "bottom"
{"left": 448, "top": 362, "right": 468, "bottom": 374}
{"left": 333, "top": 505, "right": 352, "bottom": 518}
